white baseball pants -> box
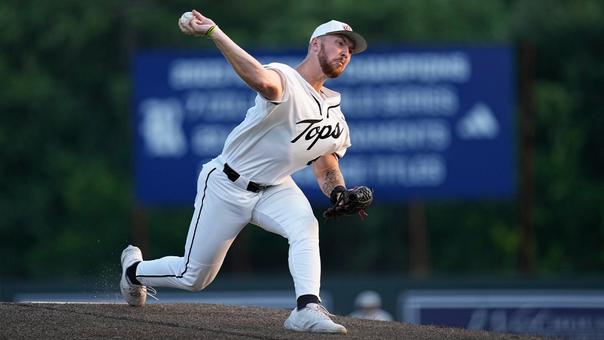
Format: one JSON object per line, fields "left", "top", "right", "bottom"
{"left": 135, "top": 157, "right": 321, "bottom": 299}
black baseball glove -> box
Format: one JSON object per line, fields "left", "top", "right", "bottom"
{"left": 323, "top": 185, "right": 374, "bottom": 220}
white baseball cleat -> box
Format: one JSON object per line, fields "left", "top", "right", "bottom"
{"left": 284, "top": 303, "right": 347, "bottom": 334}
{"left": 120, "top": 245, "right": 149, "bottom": 307}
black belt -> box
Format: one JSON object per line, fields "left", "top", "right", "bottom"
{"left": 223, "top": 163, "right": 270, "bottom": 193}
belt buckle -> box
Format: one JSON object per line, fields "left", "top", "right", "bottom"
{"left": 246, "top": 182, "right": 262, "bottom": 193}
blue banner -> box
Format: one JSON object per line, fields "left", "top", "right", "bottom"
{"left": 133, "top": 47, "right": 514, "bottom": 205}
{"left": 400, "top": 290, "right": 604, "bottom": 339}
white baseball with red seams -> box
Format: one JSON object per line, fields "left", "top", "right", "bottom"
{"left": 134, "top": 63, "right": 351, "bottom": 298}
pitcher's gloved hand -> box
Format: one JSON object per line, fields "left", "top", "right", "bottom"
{"left": 323, "top": 186, "right": 373, "bottom": 220}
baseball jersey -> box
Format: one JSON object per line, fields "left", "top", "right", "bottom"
{"left": 220, "top": 62, "right": 351, "bottom": 185}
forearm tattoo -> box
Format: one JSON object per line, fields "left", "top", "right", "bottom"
{"left": 321, "top": 169, "right": 345, "bottom": 197}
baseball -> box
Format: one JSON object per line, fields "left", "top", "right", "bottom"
{"left": 179, "top": 12, "right": 194, "bottom": 35}
{"left": 179, "top": 11, "right": 193, "bottom": 26}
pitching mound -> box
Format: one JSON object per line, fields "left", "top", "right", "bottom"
{"left": 1, "top": 303, "right": 544, "bottom": 339}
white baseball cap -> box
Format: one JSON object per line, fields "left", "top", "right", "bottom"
{"left": 309, "top": 20, "right": 367, "bottom": 54}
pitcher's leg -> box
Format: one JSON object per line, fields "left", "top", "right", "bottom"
{"left": 251, "top": 177, "right": 321, "bottom": 298}
{"left": 252, "top": 179, "right": 346, "bottom": 334}
{"left": 135, "top": 164, "right": 256, "bottom": 291}
{"left": 287, "top": 218, "right": 321, "bottom": 298}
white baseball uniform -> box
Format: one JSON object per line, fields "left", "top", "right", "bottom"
{"left": 135, "top": 62, "right": 351, "bottom": 298}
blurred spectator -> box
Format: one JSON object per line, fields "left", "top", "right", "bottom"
{"left": 349, "top": 290, "right": 393, "bottom": 321}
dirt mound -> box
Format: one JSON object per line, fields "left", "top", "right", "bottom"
{"left": 1, "top": 303, "right": 545, "bottom": 339}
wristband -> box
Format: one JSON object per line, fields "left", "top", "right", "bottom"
{"left": 206, "top": 25, "right": 217, "bottom": 37}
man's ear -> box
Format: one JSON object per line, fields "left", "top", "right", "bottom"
{"left": 310, "top": 37, "right": 321, "bottom": 53}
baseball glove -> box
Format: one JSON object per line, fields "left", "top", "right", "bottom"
{"left": 323, "top": 186, "right": 374, "bottom": 220}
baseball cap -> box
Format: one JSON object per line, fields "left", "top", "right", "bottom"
{"left": 309, "top": 20, "right": 367, "bottom": 54}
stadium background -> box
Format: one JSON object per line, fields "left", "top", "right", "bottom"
{"left": 1, "top": 0, "right": 603, "bottom": 337}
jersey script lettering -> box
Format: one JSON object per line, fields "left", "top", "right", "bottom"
{"left": 290, "top": 118, "right": 343, "bottom": 150}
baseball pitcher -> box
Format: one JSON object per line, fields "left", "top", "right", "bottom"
{"left": 120, "top": 9, "right": 373, "bottom": 334}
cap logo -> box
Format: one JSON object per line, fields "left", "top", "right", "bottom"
{"left": 342, "top": 24, "right": 352, "bottom": 31}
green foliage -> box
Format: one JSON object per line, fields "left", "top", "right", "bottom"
{"left": 0, "top": 0, "right": 603, "bottom": 279}
{"left": 423, "top": 200, "right": 518, "bottom": 274}
{"left": 509, "top": 0, "right": 604, "bottom": 274}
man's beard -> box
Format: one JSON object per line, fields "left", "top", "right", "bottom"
{"left": 318, "top": 44, "right": 345, "bottom": 78}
